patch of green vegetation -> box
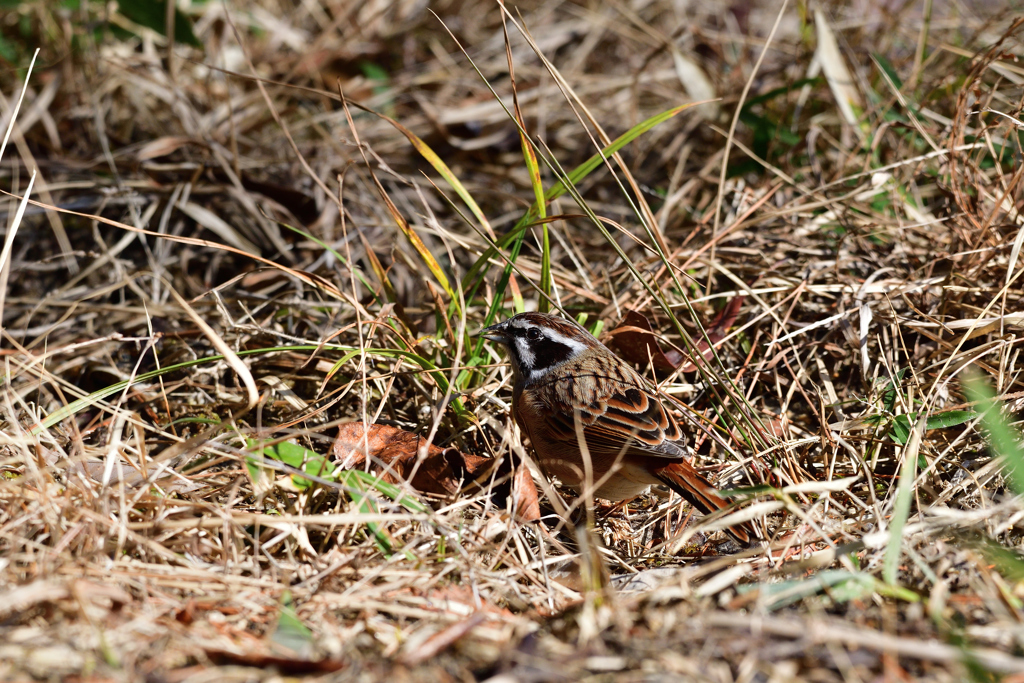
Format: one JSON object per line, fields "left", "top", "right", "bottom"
{"left": 864, "top": 369, "right": 975, "bottom": 455}
{"left": 115, "top": 0, "right": 201, "bottom": 46}
{"left": 246, "top": 438, "right": 426, "bottom": 558}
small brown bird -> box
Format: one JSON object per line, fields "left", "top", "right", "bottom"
{"left": 483, "top": 311, "right": 755, "bottom": 544}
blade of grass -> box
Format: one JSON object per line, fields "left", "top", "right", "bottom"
{"left": 884, "top": 415, "right": 924, "bottom": 585}
{"left": 246, "top": 439, "right": 425, "bottom": 558}
{"left": 0, "top": 171, "right": 35, "bottom": 322}
{"left": 244, "top": 438, "right": 337, "bottom": 488}
{"left": 35, "top": 343, "right": 465, "bottom": 433}
{"left": 0, "top": 48, "right": 38, "bottom": 164}
{"left": 277, "top": 221, "right": 381, "bottom": 305}
{"left": 375, "top": 178, "right": 453, "bottom": 301}
{"left": 963, "top": 372, "right": 1024, "bottom": 495}
{"left": 271, "top": 591, "right": 314, "bottom": 653}
{"left": 501, "top": 5, "right": 550, "bottom": 312}
{"left": 338, "top": 472, "right": 399, "bottom": 557}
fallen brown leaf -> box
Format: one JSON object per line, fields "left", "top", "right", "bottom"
{"left": 606, "top": 309, "right": 683, "bottom": 372}
{"left": 513, "top": 460, "right": 541, "bottom": 522}
{"left": 607, "top": 300, "right": 746, "bottom": 374}
{"left": 678, "top": 295, "right": 746, "bottom": 373}
{"left": 331, "top": 422, "right": 540, "bottom": 522}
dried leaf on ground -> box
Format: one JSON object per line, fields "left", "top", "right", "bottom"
{"left": 607, "top": 299, "right": 744, "bottom": 373}
{"left": 678, "top": 296, "right": 746, "bottom": 372}
{"left": 331, "top": 422, "right": 540, "bottom": 521}
{"left": 607, "top": 309, "right": 684, "bottom": 372}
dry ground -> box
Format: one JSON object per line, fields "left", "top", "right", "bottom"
{"left": 3, "top": 0, "right": 1024, "bottom": 681}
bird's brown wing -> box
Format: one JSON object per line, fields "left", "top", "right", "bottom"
{"left": 543, "top": 373, "right": 685, "bottom": 460}
{"left": 532, "top": 369, "right": 757, "bottom": 544}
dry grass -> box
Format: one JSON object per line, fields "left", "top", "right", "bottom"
{"left": 3, "top": 0, "right": 1024, "bottom": 680}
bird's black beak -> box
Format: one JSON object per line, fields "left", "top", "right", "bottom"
{"left": 481, "top": 320, "right": 510, "bottom": 344}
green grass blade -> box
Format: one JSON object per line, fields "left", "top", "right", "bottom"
{"left": 539, "top": 223, "right": 552, "bottom": 313}
{"left": 887, "top": 410, "right": 976, "bottom": 445}
{"left": 926, "top": 409, "right": 977, "bottom": 430}
{"left": 276, "top": 222, "right": 381, "bottom": 305}
{"left": 37, "top": 344, "right": 466, "bottom": 433}
{"left": 245, "top": 438, "right": 335, "bottom": 489}
{"left": 338, "top": 472, "right": 396, "bottom": 555}
{"left": 537, "top": 102, "right": 700, "bottom": 210}
{"left": 516, "top": 108, "right": 549, "bottom": 312}
{"left": 964, "top": 372, "right": 1024, "bottom": 495}
{"left": 271, "top": 591, "right": 314, "bottom": 653}
{"left": 883, "top": 416, "right": 923, "bottom": 585}
{"left": 343, "top": 469, "right": 428, "bottom": 513}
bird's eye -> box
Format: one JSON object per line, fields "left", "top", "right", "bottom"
{"left": 526, "top": 327, "right": 541, "bottom": 340}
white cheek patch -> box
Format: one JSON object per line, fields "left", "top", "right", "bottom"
{"left": 514, "top": 336, "right": 535, "bottom": 368}
{"left": 527, "top": 366, "right": 551, "bottom": 382}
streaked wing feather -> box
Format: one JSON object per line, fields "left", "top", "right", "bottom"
{"left": 544, "top": 380, "right": 684, "bottom": 461}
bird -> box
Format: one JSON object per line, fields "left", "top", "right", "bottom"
{"left": 482, "top": 311, "right": 756, "bottom": 545}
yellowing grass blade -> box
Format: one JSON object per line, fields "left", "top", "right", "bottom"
{"left": 502, "top": 9, "right": 550, "bottom": 311}
{"left": 374, "top": 182, "right": 454, "bottom": 301}
{"left": 363, "top": 110, "right": 495, "bottom": 241}
{"left": 339, "top": 88, "right": 456, "bottom": 303}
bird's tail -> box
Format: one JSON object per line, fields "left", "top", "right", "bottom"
{"left": 652, "top": 460, "right": 757, "bottom": 545}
